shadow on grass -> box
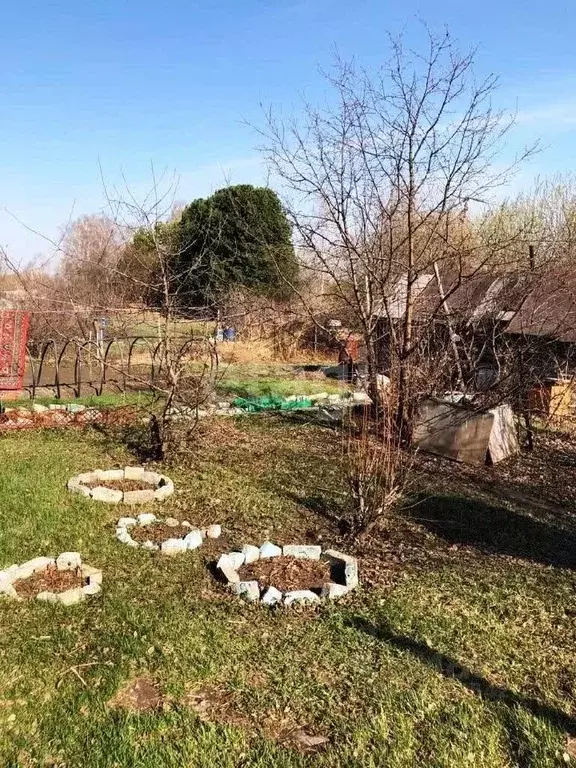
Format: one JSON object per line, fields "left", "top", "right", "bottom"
{"left": 408, "top": 494, "right": 576, "bottom": 570}
{"left": 348, "top": 616, "right": 576, "bottom": 737}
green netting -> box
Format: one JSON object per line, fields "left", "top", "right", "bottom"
{"left": 233, "top": 395, "right": 314, "bottom": 412}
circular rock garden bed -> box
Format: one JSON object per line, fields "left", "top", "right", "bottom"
{"left": 0, "top": 552, "right": 102, "bottom": 604}
{"left": 116, "top": 514, "right": 222, "bottom": 553}
{"left": 217, "top": 542, "right": 358, "bottom": 605}
{"left": 67, "top": 467, "right": 174, "bottom": 504}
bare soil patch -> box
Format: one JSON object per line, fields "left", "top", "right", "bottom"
{"left": 87, "top": 479, "right": 153, "bottom": 492}
{"left": 130, "top": 523, "right": 190, "bottom": 544}
{"left": 239, "top": 556, "right": 331, "bottom": 592}
{"left": 109, "top": 676, "right": 163, "bottom": 712}
{"left": 14, "top": 565, "right": 85, "bottom": 598}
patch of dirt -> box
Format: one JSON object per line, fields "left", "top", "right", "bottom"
{"left": 14, "top": 565, "right": 85, "bottom": 598}
{"left": 239, "top": 556, "right": 331, "bottom": 592}
{"left": 87, "top": 479, "right": 154, "bottom": 492}
{"left": 14, "top": 565, "right": 86, "bottom": 597}
{"left": 184, "top": 684, "right": 329, "bottom": 754}
{"left": 130, "top": 523, "right": 190, "bottom": 544}
{"left": 109, "top": 676, "right": 163, "bottom": 712}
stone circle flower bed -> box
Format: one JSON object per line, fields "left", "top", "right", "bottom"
{"left": 116, "top": 513, "right": 222, "bottom": 553}
{"left": 0, "top": 552, "right": 102, "bottom": 605}
{"left": 67, "top": 467, "right": 174, "bottom": 504}
{"left": 217, "top": 542, "right": 358, "bottom": 605}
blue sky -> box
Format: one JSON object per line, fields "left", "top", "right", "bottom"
{"left": 0, "top": 0, "right": 574, "bottom": 262}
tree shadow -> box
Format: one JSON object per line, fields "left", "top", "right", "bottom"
{"left": 285, "top": 490, "right": 346, "bottom": 532}
{"left": 347, "top": 616, "right": 576, "bottom": 737}
{"left": 408, "top": 493, "right": 576, "bottom": 569}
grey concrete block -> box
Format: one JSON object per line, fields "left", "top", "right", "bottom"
{"left": 56, "top": 552, "right": 82, "bottom": 571}
{"left": 261, "top": 586, "right": 283, "bottom": 605}
{"left": 242, "top": 544, "right": 260, "bottom": 564}
{"left": 232, "top": 580, "right": 260, "bottom": 602}
{"left": 123, "top": 489, "right": 156, "bottom": 505}
{"left": 282, "top": 545, "right": 321, "bottom": 560}
{"left": 321, "top": 582, "right": 349, "bottom": 599}
{"left": 90, "top": 486, "right": 123, "bottom": 504}
{"left": 322, "top": 549, "right": 359, "bottom": 589}
{"left": 206, "top": 524, "right": 221, "bottom": 539}
{"left": 183, "top": 530, "right": 203, "bottom": 550}
{"left": 98, "top": 469, "right": 125, "bottom": 482}
{"left": 284, "top": 590, "right": 321, "bottom": 605}
{"left": 161, "top": 538, "right": 188, "bottom": 554}
{"left": 259, "top": 541, "right": 282, "bottom": 559}
{"left": 137, "top": 513, "right": 157, "bottom": 525}
{"left": 217, "top": 554, "right": 240, "bottom": 584}
{"left": 228, "top": 552, "right": 245, "bottom": 569}
{"left": 124, "top": 466, "right": 145, "bottom": 481}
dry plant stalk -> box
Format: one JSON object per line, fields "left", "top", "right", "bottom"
{"left": 342, "top": 401, "right": 412, "bottom": 538}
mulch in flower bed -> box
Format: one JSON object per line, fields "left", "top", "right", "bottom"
{"left": 87, "top": 479, "right": 155, "bottom": 492}
{"left": 239, "top": 556, "right": 331, "bottom": 593}
{"left": 14, "top": 565, "right": 85, "bottom": 598}
{"left": 129, "top": 523, "right": 191, "bottom": 544}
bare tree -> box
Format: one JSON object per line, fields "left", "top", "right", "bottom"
{"left": 260, "top": 26, "right": 534, "bottom": 439}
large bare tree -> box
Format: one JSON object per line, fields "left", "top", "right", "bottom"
{"left": 260, "top": 26, "right": 533, "bottom": 436}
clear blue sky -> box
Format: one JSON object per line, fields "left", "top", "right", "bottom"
{"left": 0, "top": 0, "right": 574, "bottom": 262}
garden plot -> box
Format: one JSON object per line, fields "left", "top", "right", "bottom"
{"left": 67, "top": 467, "right": 174, "bottom": 504}
{"left": 116, "top": 514, "right": 221, "bottom": 553}
{"left": 217, "top": 542, "right": 358, "bottom": 604}
{"left": 0, "top": 552, "right": 102, "bottom": 604}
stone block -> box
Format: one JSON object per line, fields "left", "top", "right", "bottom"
{"left": 154, "top": 483, "right": 173, "bottom": 501}
{"left": 49, "top": 403, "right": 67, "bottom": 411}
{"left": 217, "top": 555, "right": 240, "bottom": 584}
{"left": 228, "top": 551, "right": 245, "bottom": 569}
{"left": 36, "top": 591, "right": 58, "bottom": 602}
{"left": 261, "top": 586, "right": 282, "bottom": 606}
{"left": 161, "top": 538, "right": 187, "bottom": 554}
{"left": 259, "top": 541, "right": 282, "bottom": 559}
{"left": 284, "top": 590, "right": 321, "bottom": 606}
{"left": 165, "top": 517, "right": 180, "bottom": 527}
{"left": 183, "top": 530, "right": 203, "bottom": 550}
{"left": 282, "top": 545, "right": 321, "bottom": 560}
{"left": 116, "top": 528, "right": 134, "bottom": 544}
{"left": 353, "top": 392, "right": 372, "bottom": 404}
{"left": 321, "top": 582, "right": 349, "bottom": 599}
{"left": 124, "top": 489, "right": 156, "bottom": 505}
{"left": 56, "top": 552, "right": 82, "bottom": 571}
{"left": 124, "top": 466, "right": 145, "bottom": 481}
{"left": 81, "top": 565, "right": 103, "bottom": 585}
{"left": 77, "top": 471, "right": 100, "bottom": 485}
{"left": 91, "top": 486, "right": 123, "bottom": 504}
{"left": 137, "top": 513, "right": 157, "bottom": 525}
{"left": 57, "top": 588, "right": 85, "bottom": 606}
{"left": 32, "top": 403, "right": 49, "bottom": 413}
{"left": 141, "top": 470, "right": 162, "bottom": 486}
{"left": 25, "top": 557, "right": 55, "bottom": 574}
{"left": 232, "top": 580, "right": 260, "bottom": 602}
{"left": 82, "top": 582, "right": 101, "bottom": 596}
{"left": 67, "top": 479, "right": 91, "bottom": 497}
{"left": 12, "top": 564, "right": 36, "bottom": 581}
{"left": 242, "top": 544, "right": 260, "bottom": 564}
{"left": 206, "top": 524, "right": 221, "bottom": 539}
{"left": 141, "top": 540, "right": 159, "bottom": 551}
{"left": 322, "top": 549, "right": 359, "bottom": 589}
{"left": 117, "top": 517, "right": 137, "bottom": 528}
{"left": 98, "top": 469, "right": 125, "bottom": 482}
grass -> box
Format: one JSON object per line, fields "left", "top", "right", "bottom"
{"left": 0, "top": 418, "right": 574, "bottom": 766}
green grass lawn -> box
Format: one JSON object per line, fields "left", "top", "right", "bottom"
{"left": 0, "top": 418, "right": 574, "bottom": 767}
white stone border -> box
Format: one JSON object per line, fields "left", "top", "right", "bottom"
{"left": 0, "top": 552, "right": 102, "bottom": 605}
{"left": 116, "top": 514, "right": 222, "bottom": 554}
{"left": 67, "top": 467, "right": 174, "bottom": 504}
{"left": 217, "top": 542, "right": 358, "bottom": 605}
